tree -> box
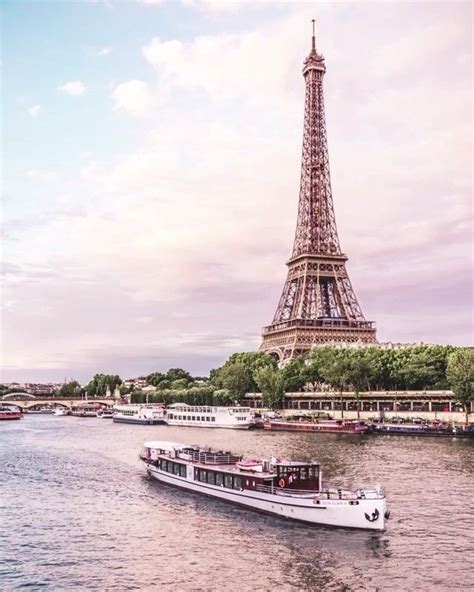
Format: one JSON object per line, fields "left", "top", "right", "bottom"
{"left": 85, "top": 374, "right": 122, "bottom": 397}
{"left": 171, "top": 378, "right": 189, "bottom": 390}
{"left": 146, "top": 372, "right": 166, "bottom": 387}
{"left": 447, "top": 349, "right": 473, "bottom": 423}
{"left": 282, "top": 356, "right": 310, "bottom": 392}
{"left": 254, "top": 366, "right": 285, "bottom": 410}
{"left": 213, "top": 388, "right": 234, "bottom": 406}
{"left": 345, "top": 353, "right": 372, "bottom": 418}
{"left": 216, "top": 362, "right": 252, "bottom": 401}
{"left": 212, "top": 352, "right": 277, "bottom": 394}
{"left": 166, "top": 368, "right": 193, "bottom": 384}
{"left": 58, "top": 380, "right": 81, "bottom": 397}
{"left": 318, "top": 352, "right": 351, "bottom": 418}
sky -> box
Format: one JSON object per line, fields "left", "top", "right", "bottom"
{"left": 2, "top": 0, "right": 472, "bottom": 383}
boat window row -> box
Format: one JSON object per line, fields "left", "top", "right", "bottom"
{"left": 115, "top": 409, "right": 137, "bottom": 416}
{"left": 276, "top": 465, "right": 319, "bottom": 480}
{"left": 195, "top": 468, "right": 242, "bottom": 490}
{"left": 159, "top": 459, "right": 187, "bottom": 478}
{"left": 168, "top": 414, "right": 216, "bottom": 422}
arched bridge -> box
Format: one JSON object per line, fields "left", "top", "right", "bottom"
{"left": 1, "top": 394, "right": 117, "bottom": 410}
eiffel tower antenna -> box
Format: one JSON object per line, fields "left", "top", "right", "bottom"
{"left": 260, "top": 25, "right": 377, "bottom": 363}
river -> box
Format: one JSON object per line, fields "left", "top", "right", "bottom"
{"left": 1, "top": 416, "right": 472, "bottom": 591}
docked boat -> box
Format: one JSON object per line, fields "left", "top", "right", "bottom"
{"left": 370, "top": 421, "right": 474, "bottom": 438}
{"left": 165, "top": 403, "right": 256, "bottom": 429}
{"left": 0, "top": 406, "right": 23, "bottom": 420}
{"left": 113, "top": 404, "right": 166, "bottom": 425}
{"left": 140, "top": 441, "right": 389, "bottom": 531}
{"left": 71, "top": 403, "right": 102, "bottom": 417}
{"left": 27, "top": 407, "right": 54, "bottom": 414}
{"left": 54, "top": 407, "right": 70, "bottom": 416}
{"left": 96, "top": 408, "right": 114, "bottom": 419}
{"left": 263, "top": 418, "right": 369, "bottom": 434}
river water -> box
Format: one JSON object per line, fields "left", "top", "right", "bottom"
{"left": 1, "top": 416, "right": 472, "bottom": 591}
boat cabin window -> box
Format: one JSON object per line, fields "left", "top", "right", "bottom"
{"left": 215, "top": 473, "right": 223, "bottom": 486}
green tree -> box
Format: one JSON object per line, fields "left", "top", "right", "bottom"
{"left": 213, "top": 388, "right": 234, "bottom": 406}
{"left": 318, "top": 352, "right": 351, "bottom": 418}
{"left": 345, "top": 353, "right": 373, "bottom": 418}
{"left": 146, "top": 372, "right": 166, "bottom": 386}
{"left": 85, "top": 374, "right": 122, "bottom": 397}
{"left": 166, "top": 368, "right": 193, "bottom": 384}
{"left": 171, "top": 378, "right": 189, "bottom": 390}
{"left": 447, "top": 349, "right": 473, "bottom": 423}
{"left": 254, "top": 366, "right": 285, "bottom": 410}
{"left": 58, "top": 380, "right": 82, "bottom": 397}
{"left": 216, "top": 362, "right": 252, "bottom": 401}
{"left": 282, "top": 356, "right": 311, "bottom": 392}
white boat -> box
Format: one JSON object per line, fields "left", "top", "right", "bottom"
{"left": 165, "top": 403, "right": 256, "bottom": 429}
{"left": 96, "top": 408, "right": 114, "bottom": 419}
{"left": 54, "top": 408, "right": 70, "bottom": 416}
{"left": 71, "top": 403, "right": 101, "bottom": 417}
{"left": 113, "top": 404, "right": 166, "bottom": 425}
{"left": 140, "top": 441, "right": 389, "bottom": 531}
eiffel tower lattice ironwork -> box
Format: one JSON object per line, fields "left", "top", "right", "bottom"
{"left": 260, "top": 22, "right": 377, "bottom": 362}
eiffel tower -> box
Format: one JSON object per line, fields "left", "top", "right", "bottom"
{"left": 260, "top": 22, "right": 377, "bottom": 362}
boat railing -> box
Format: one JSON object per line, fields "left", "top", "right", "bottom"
{"left": 255, "top": 484, "right": 318, "bottom": 497}
{"left": 185, "top": 451, "right": 242, "bottom": 465}
{"left": 255, "top": 484, "right": 384, "bottom": 500}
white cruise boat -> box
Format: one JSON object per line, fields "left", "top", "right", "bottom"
{"left": 113, "top": 404, "right": 166, "bottom": 425}
{"left": 140, "top": 441, "right": 390, "bottom": 531}
{"left": 165, "top": 403, "right": 256, "bottom": 429}
{"left": 54, "top": 407, "right": 70, "bottom": 416}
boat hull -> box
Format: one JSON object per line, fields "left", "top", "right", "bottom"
{"left": 113, "top": 417, "right": 167, "bottom": 425}
{"left": 264, "top": 421, "right": 367, "bottom": 434}
{"left": 0, "top": 412, "right": 23, "bottom": 420}
{"left": 166, "top": 422, "right": 252, "bottom": 430}
{"left": 145, "top": 463, "right": 386, "bottom": 531}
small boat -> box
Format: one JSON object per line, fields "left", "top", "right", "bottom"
{"left": 113, "top": 404, "right": 166, "bottom": 425}
{"left": 140, "top": 441, "right": 389, "bottom": 531}
{"left": 0, "top": 406, "right": 23, "bottom": 420}
{"left": 370, "top": 421, "right": 474, "bottom": 438}
{"left": 70, "top": 403, "right": 102, "bottom": 417}
{"left": 263, "top": 418, "right": 369, "bottom": 434}
{"left": 165, "top": 403, "right": 257, "bottom": 429}
{"left": 96, "top": 408, "right": 114, "bottom": 419}
{"left": 54, "top": 408, "right": 70, "bottom": 416}
{"left": 27, "top": 407, "right": 54, "bottom": 414}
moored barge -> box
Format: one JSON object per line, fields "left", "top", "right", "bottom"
{"left": 263, "top": 418, "right": 369, "bottom": 434}
{"left": 140, "top": 441, "right": 389, "bottom": 530}
{"left": 0, "top": 406, "right": 23, "bottom": 420}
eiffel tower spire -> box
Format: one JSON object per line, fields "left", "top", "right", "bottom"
{"left": 260, "top": 23, "right": 377, "bottom": 363}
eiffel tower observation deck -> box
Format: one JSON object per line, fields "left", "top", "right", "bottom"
{"left": 260, "top": 22, "right": 377, "bottom": 363}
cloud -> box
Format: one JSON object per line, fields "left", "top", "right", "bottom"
{"left": 27, "top": 104, "right": 41, "bottom": 117}
{"left": 26, "top": 169, "right": 59, "bottom": 183}
{"left": 136, "top": 0, "right": 166, "bottom": 4}
{"left": 57, "top": 81, "right": 87, "bottom": 95}
{"left": 97, "top": 47, "right": 112, "bottom": 56}
{"left": 4, "top": 2, "right": 472, "bottom": 381}
{"left": 111, "top": 79, "right": 154, "bottom": 117}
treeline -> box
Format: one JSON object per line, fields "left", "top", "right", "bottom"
{"left": 48, "top": 345, "right": 472, "bottom": 414}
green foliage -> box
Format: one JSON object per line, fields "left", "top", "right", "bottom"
{"left": 447, "top": 349, "right": 473, "bottom": 421}
{"left": 166, "top": 368, "right": 193, "bottom": 383}
{"left": 254, "top": 366, "right": 285, "bottom": 410}
{"left": 212, "top": 351, "right": 277, "bottom": 396}
{"left": 85, "top": 374, "right": 122, "bottom": 397}
{"left": 305, "top": 345, "right": 456, "bottom": 392}
{"left": 58, "top": 380, "right": 82, "bottom": 397}
{"left": 212, "top": 388, "right": 235, "bottom": 405}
